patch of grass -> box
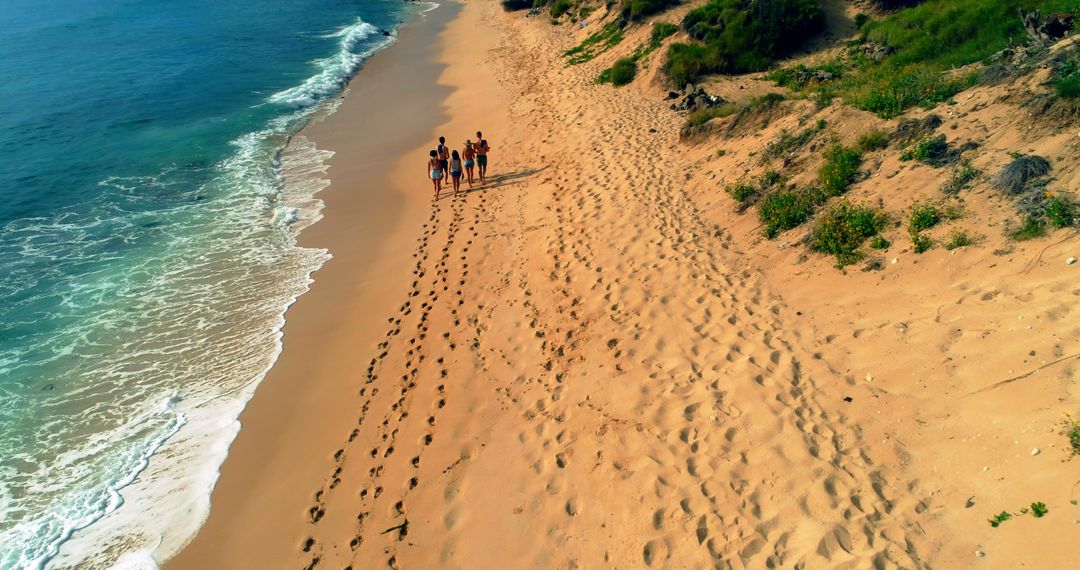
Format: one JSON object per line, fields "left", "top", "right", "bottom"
{"left": 870, "top": 235, "right": 891, "bottom": 249}
{"left": 993, "top": 154, "right": 1051, "bottom": 195}
{"left": 857, "top": 130, "right": 889, "bottom": 152}
{"left": 1031, "top": 502, "right": 1049, "bottom": 518}
{"left": 942, "top": 160, "right": 981, "bottom": 194}
{"left": 684, "top": 103, "right": 738, "bottom": 127}
{"left": 810, "top": 202, "right": 889, "bottom": 267}
{"left": 598, "top": 57, "right": 637, "bottom": 86}
{"left": 1044, "top": 194, "right": 1077, "bottom": 228}
{"left": 900, "top": 134, "right": 948, "bottom": 164}
{"left": 988, "top": 511, "right": 1012, "bottom": 528}
{"left": 663, "top": 0, "right": 824, "bottom": 86}
{"left": 1063, "top": 415, "right": 1080, "bottom": 456}
{"left": 1009, "top": 216, "right": 1048, "bottom": 241}
{"left": 621, "top": 0, "right": 679, "bottom": 21}
{"left": 629, "top": 21, "right": 679, "bottom": 62}
{"left": 908, "top": 201, "right": 942, "bottom": 232}
{"left": 726, "top": 182, "right": 757, "bottom": 203}
{"left": 819, "top": 143, "right": 862, "bottom": 197}
{"left": 758, "top": 187, "right": 823, "bottom": 239}
{"left": 766, "top": 61, "right": 846, "bottom": 90}
{"left": 944, "top": 229, "right": 978, "bottom": 250}
{"left": 911, "top": 232, "right": 934, "bottom": 253}
{"left": 763, "top": 121, "right": 826, "bottom": 161}
{"left": 550, "top": 0, "right": 572, "bottom": 18}
{"left": 564, "top": 22, "right": 624, "bottom": 65}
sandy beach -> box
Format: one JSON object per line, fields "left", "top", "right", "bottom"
{"left": 170, "top": 1, "right": 1080, "bottom": 568}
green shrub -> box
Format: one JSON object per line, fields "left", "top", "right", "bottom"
{"left": 651, "top": 21, "right": 679, "bottom": 43}
{"left": 819, "top": 143, "right": 862, "bottom": 196}
{"left": 857, "top": 130, "right": 889, "bottom": 152}
{"left": 911, "top": 231, "right": 934, "bottom": 253}
{"left": 664, "top": 0, "right": 824, "bottom": 86}
{"left": 870, "top": 235, "right": 891, "bottom": 249}
{"left": 599, "top": 57, "right": 637, "bottom": 86}
{"left": 767, "top": 61, "right": 846, "bottom": 90}
{"left": 1009, "top": 216, "right": 1048, "bottom": 241}
{"left": 758, "top": 187, "right": 822, "bottom": 238}
{"left": 622, "top": 0, "right": 679, "bottom": 21}
{"left": 900, "top": 134, "right": 949, "bottom": 164}
{"left": 760, "top": 169, "right": 786, "bottom": 188}
{"left": 1043, "top": 195, "right": 1076, "bottom": 228}
{"left": 945, "top": 229, "right": 977, "bottom": 250}
{"left": 810, "top": 202, "right": 889, "bottom": 266}
{"left": 843, "top": 65, "right": 976, "bottom": 119}
{"left": 564, "top": 22, "right": 624, "bottom": 65}
{"left": 942, "top": 160, "right": 981, "bottom": 194}
{"left": 726, "top": 182, "right": 757, "bottom": 204}
{"left": 550, "top": 0, "right": 572, "bottom": 18}
{"left": 1064, "top": 415, "right": 1080, "bottom": 456}
{"left": 908, "top": 201, "right": 942, "bottom": 232}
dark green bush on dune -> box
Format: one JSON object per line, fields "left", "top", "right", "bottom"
{"left": 598, "top": 57, "right": 638, "bottom": 86}
{"left": 501, "top": 0, "right": 534, "bottom": 10}
{"left": 622, "top": 0, "right": 680, "bottom": 21}
{"left": 664, "top": 0, "right": 824, "bottom": 86}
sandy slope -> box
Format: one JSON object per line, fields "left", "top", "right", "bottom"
{"left": 176, "top": 1, "right": 1080, "bottom": 568}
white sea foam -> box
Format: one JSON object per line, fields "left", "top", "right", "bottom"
{"left": 1, "top": 7, "right": 425, "bottom": 569}
{"left": 268, "top": 18, "right": 396, "bottom": 108}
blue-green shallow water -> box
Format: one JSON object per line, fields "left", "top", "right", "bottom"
{"left": 0, "top": 1, "right": 423, "bottom": 567}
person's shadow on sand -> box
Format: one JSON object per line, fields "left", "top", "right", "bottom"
{"left": 441, "top": 166, "right": 548, "bottom": 199}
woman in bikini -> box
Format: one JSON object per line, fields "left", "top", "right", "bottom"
{"left": 427, "top": 149, "right": 443, "bottom": 200}
{"left": 462, "top": 140, "right": 476, "bottom": 187}
{"left": 449, "top": 150, "right": 463, "bottom": 195}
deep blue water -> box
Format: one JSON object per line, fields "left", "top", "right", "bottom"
{"left": 0, "top": 0, "right": 416, "bottom": 567}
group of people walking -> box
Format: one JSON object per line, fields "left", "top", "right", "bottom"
{"left": 427, "top": 131, "right": 491, "bottom": 200}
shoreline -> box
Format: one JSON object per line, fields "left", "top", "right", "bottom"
{"left": 166, "top": 2, "right": 478, "bottom": 567}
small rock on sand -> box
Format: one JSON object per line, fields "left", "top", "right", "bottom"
{"left": 1067, "top": 256, "right": 1077, "bottom": 265}
{"left": 1030, "top": 448, "right": 1041, "bottom": 456}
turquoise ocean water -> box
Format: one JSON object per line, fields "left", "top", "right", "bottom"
{"left": 0, "top": 1, "right": 424, "bottom": 567}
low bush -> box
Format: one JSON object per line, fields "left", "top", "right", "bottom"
{"left": 664, "top": 0, "right": 824, "bottom": 86}
{"left": 908, "top": 201, "right": 942, "bottom": 232}
{"left": 819, "top": 143, "right": 862, "bottom": 196}
{"left": 1009, "top": 216, "right": 1048, "bottom": 241}
{"left": 1045, "top": 194, "right": 1077, "bottom": 227}
{"left": 726, "top": 183, "right": 757, "bottom": 203}
{"left": 900, "top": 134, "right": 949, "bottom": 164}
{"left": 911, "top": 231, "right": 934, "bottom": 253}
{"left": 857, "top": 130, "right": 890, "bottom": 152}
{"left": 810, "top": 202, "right": 889, "bottom": 266}
{"left": 870, "top": 235, "right": 891, "bottom": 249}
{"left": 843, "top": 64, "right": 976, "bottom": 119}
{"left": 622, "top": 0, "right": 679, "bottom": 21}
{"left": 564, "top": 22, "right": 624, "bottom": 65}
{"left": 1064, "top": 415, "right": 1080, "bottom": 456}
{"left": 550, "top": 0, "right": 572, "bottom": 18}
{"left": 941, "top": 161, "right": 981, "bottom": 194}
{"left": 758, "top": 187, "right": 822, "bottom": 238}
{"left": 993, "top": 154, "right": 1051, "bottom": 195}
{"left": 945, "top": 229, "right": 977, "bottom": 250}
{"left": 598, "top": 58, "right": 637, "bottom": 86}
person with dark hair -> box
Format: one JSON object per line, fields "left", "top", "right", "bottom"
{"left": 474, "top": 131, "right": 491, "bottom": 183}
{"left": 436, "top": 136, "right": 450, "bottom": 178}
{"left": 449, "top": 149, "right": 463, "bottom": 195}
{"left": 427, "top": 149, "right": 443, "bottom": 200}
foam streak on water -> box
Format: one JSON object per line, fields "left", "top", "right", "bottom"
{"left": 0, "top": 5, "right": 419, "bottom": 568}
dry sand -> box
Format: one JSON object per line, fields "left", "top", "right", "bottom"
{"left": 171, "top": 1, "right": 1080, "bottom": 568}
